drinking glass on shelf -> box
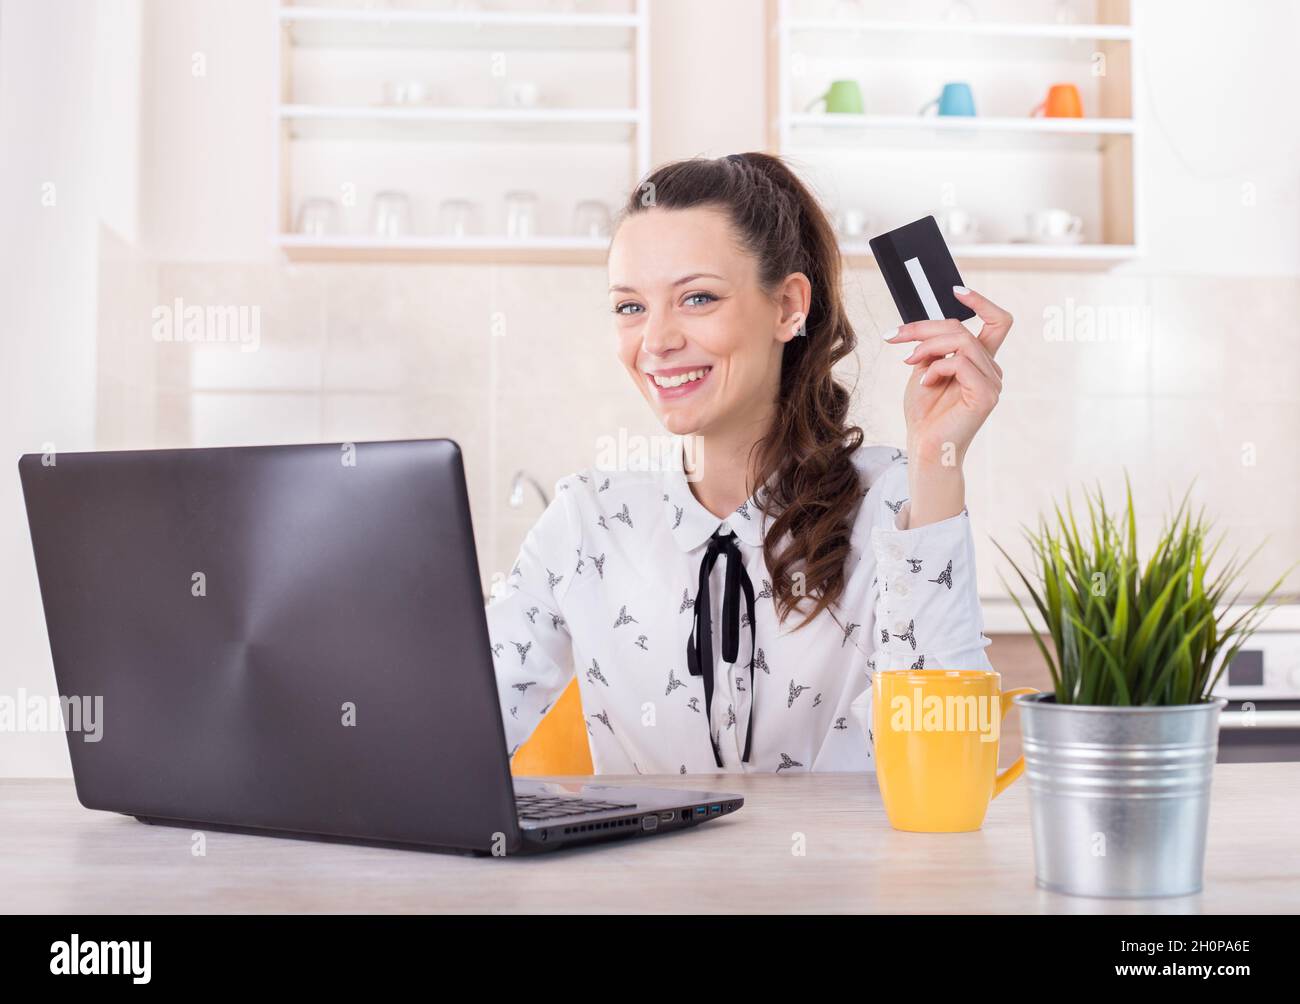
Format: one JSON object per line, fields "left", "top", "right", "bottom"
{"left": 504, "top": 81, "right": 541, "bottom": 108}
{"left": 834, "top": 206, "right": 870, "bottom": 240}
{"left": 295, "top": 197, "right": 340, "bottom": 237}
{"left": 371, "top": 191, "right": 412, "bottom": 238}
{"left": 504, "top": 190, "right": 539, "bottom": 240}
{"left": 438, "top": 198, "right": 481, "bottom": 238}
{"left": 380, "top": 79, "right": 429, "bottom": 106}
{"left": 572, "top": 199, "right": 612, "bottom": 238}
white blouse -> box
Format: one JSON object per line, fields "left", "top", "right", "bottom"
{"left": 485, "top": 441, "right": 993, "bottom": 774}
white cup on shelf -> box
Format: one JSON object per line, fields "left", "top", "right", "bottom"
{"left": 836, "top": 207, "right": 870, "bottom": 239}
{"left": 939, "top": 208, "right": 981, "bottom": 243}
{"left": 1026, "top": 208, "right": 1083, "bottom": 244}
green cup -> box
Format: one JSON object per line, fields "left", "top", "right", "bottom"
{"left": 805, "top": 79, "right": 864, "bottom": 115}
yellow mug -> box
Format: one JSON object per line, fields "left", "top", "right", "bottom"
{"left": 872, "top": 670, "right": 1038, "bottom": 833}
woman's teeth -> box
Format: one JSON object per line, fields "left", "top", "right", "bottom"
{"left": 652, "top": 367, "right": 710, "bottom": 388}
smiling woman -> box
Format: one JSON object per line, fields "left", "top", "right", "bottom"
{"left": 486, "top": 152, "right": 1014, "bottom": 775}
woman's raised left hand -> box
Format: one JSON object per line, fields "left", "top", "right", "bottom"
{"left": 885, "top": 285, "right": 1011, "bottom": 469}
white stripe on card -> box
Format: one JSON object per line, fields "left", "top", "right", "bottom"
{"left": 903, "top": 256, "right": 944, "bottom": 321}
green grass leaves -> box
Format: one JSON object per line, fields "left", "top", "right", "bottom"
{"left": 994, "top": 472, "right": 1296, "bottom": 706}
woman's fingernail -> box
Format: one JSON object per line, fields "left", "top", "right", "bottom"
{"left": 919, "top": 367, "right": 929, "bottom": 385}
{"left": 953, "top": 285, "right": 970, "bottom": 295}
{"left": 882, "top": 326, "right": 899, "bottom": 340}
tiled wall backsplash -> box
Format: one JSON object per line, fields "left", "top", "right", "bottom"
{"left": 96, "top": 251, "right": 1300, "bottom": 604}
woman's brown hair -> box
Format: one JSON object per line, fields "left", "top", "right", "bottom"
{"left": 616, "top": 152, "right": 864, "bottom": 629}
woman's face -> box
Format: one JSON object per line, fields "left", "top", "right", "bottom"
{"left": 607, "top": 206, "right": 807, "bottom": 438}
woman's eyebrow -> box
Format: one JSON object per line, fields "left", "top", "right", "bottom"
{"left": 608, "top": 272, "right": 726, "bottom": 294}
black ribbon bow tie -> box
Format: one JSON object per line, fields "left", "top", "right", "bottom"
{"left": 686, "top": 528, "right": 757, "bottom": 767}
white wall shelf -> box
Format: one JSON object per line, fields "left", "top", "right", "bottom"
{"left": 280, "top": 105, "right": 639, "bottom": 144}
{"left": 276, "top": 233, "right": 610, "bottom": 264}
{"left": 274, "top": 1, "right": 649, "bottom": 262}
{"left": 786, "top": 18, "right": 1134, "bottom": 39}
{"left": 842, "top": 240, "right": 1138, "bottom": 270}
{"left": 767, "top": 0, "right": 1142, "bottom": 268}
{"left": 279, "top": 6, "right": 641, "bottom": 50}
{"left": 786, "top": 112, "right": 1134, "bottom": 151}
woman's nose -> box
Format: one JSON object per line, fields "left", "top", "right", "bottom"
{"left": 640, "top": 311, "right": 685, "bottom": 357}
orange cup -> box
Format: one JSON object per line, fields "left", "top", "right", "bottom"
{"left": 1030, "top": 83, "right": 1083, "bottom": 118}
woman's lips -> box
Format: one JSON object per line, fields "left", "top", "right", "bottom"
{"left": 646, "top": 365, "right": 713, "bottom": 400}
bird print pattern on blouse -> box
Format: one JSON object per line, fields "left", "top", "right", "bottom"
{"left": 484, "top": 442, "right": 992, "bottom": 775}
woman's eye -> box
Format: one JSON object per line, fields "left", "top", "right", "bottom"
{"left": 613, "top": 302, "right": 644, "bottom": 315}
{"left": 684, "top": 292, "right": 717, "bottom": 307}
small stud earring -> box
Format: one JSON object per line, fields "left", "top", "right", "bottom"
{"left": 791, "top": 313, "right": 806, "bottom": 337}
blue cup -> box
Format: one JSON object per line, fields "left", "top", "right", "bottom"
{"left": 920, "top": 82, "right": 976, "bottom": 117}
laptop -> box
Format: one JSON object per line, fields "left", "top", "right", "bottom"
{"left": 18, "top": 439, "right": 743, "bottom": 855}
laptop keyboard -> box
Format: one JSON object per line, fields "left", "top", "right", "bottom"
{"left": 515, "top": 792, "right": 637, "bottom": 821}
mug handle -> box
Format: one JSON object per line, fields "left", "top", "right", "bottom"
{"left": 992, "top": 687, "right": 1040, "bottom": 799}
{"left": 804, "top": 91, "right": 828, "bottom": 112}
{"left": 918, "top": 96, "right": 939, "bottom": 116}
{"left": 1029, "top": 100, "right": 1046, "bottom": 117}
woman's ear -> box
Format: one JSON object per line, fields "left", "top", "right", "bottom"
{"left": 775, "top": 272, "right": 813, "bottom": 344}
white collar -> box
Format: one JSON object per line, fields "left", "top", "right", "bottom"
{"left": 660, "top": 437, "right": 773, "bottom": 551}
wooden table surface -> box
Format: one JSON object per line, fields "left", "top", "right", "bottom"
{"left": 2, "top": 764, "right": 1296, "bottom": 914}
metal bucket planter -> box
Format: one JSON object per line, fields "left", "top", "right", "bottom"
{"left": 1015, "top": 693, "right": 1227, "bottom": 898}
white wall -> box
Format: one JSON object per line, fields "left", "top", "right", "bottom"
{"left": 1127, "top": 0, "right": 1300, "bottom": 276}
{"left": 140, "top": 0, "right": 275, "bottom": 260}
{"left": 0, "top": 0, "right": 142, "bottom": 776}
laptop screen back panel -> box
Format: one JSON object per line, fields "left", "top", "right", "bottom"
{"left": 19, "top": 439, "right": 520, "bottom": 853}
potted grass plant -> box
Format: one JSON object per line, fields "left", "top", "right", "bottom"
{"left": 994, "top": 474, "right": 1295, "bottom": 898}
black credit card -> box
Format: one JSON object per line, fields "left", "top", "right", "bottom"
{"left": 868, "top": 215, "right": 975, "bottom": 324}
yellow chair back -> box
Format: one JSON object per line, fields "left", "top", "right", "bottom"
{"left": 509, "top": 676, "right": 593, "bottom": 776}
